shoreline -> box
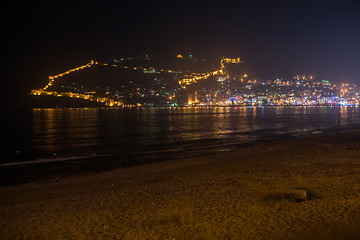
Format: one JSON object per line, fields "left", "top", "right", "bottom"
{"left": 1, "top": 131, "right": 360, "bottom": 239}
{"left": 13, "top": 97, "right": 360, "bottom": 110}
{"left": 1, "top": 128, "right": 359, "bottom": 187}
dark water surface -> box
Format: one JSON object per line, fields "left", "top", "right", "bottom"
{"left": 2, "top": 106, "right": 360, "bottom": 185}
{"left": 4, "top": 106, "right": 360, "bottom": 166}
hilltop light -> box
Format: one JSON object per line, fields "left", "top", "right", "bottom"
{"left": 178, "top": 57, "right": 242, "bottom": 86}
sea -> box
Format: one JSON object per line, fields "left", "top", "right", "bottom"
{"left": 2, "top": 106, "right": 360, "bottom": 184}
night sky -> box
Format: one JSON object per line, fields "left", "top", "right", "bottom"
{"left": 4, "top": 0, "right": 360, "bottom": 107}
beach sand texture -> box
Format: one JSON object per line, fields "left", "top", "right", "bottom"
{"left": 1, "top": 133, "right": 360, "bottom": 239}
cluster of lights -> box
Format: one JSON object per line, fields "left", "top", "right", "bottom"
{"left": 30, "top": 56, "right": 360, "bottom": 107}
{"left": 30, "top": 90, "right": 123, "bottom": 107}
{"left": 179, "top": 57, "right": 242, "bottom": 87}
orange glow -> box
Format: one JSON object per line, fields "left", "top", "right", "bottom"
{"left": 179, "top": 57, "right": 242, "bottom": 86}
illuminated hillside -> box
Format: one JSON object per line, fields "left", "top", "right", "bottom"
{"left": 29, "top": 56, "right": 246, "bottom": 107}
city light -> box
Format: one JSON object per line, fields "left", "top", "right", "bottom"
{"left": 30, "top": 56, "right": 360, "bottom": 107}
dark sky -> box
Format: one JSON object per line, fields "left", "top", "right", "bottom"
{"left": 4, "top": 0, "right": 360, "bottom": 104}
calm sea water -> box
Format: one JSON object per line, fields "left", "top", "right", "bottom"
{"left": 3, "top": 106, "right": 360, "bottom": 166}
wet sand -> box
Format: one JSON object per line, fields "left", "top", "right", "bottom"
{"left": 1, "top": 132, "right": 360, "bottom": 239}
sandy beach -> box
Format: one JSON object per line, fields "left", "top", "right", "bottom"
{"left": 1, "top": 132, "right": 360, "bottom": 239}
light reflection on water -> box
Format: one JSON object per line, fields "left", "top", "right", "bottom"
{"left": 4, "top": 106, "right": 360, "bottom": 163}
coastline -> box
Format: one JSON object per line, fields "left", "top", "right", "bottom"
{"left": 1, "top": 132, "right": 360, "bottom": 239}
{"left": 1, "top": 127, "right": 356, "bottom": 187}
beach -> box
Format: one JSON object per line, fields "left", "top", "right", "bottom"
{"left": 1, "top": 132, "right": 360, "bottom": 239}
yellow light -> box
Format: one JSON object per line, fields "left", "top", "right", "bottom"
{"left": 179, "top": 57, "right": 241, "bottom": 86}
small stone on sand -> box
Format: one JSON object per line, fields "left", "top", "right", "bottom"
{"left": 289, "top": 189, "right": 307, "bottom": 201}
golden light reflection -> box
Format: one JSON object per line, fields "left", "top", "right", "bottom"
{"left": 32, "top": 108, "right": 99, "bottom": 154}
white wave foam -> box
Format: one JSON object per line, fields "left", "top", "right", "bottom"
{"left": 0, "top": 154, "right": 110, "bottom": 167}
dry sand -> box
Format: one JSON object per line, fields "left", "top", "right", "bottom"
{"left": 1, "top": 133, "right": 360, "bottom": 239}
